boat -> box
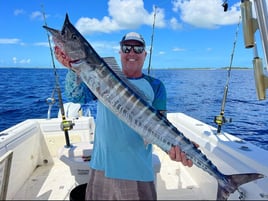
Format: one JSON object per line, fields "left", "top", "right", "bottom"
{"left": 1, "top": 0, "right": 268, "bottom": 200}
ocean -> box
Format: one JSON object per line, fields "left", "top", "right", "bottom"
{"left": 0, "top": 67, "right": 268, "bottom": 151}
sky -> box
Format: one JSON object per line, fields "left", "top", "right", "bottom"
{"left": 0, "top": 0, "right": 267, "bottom": 69}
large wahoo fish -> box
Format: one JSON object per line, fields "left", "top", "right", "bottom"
{"left": 43, "top": 14, "right": 264, "bottom": 200}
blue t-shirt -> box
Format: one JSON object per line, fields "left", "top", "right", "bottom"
{"left": 65, "top": 71, "right": 166, "bottom": 181}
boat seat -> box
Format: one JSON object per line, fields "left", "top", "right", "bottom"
{"left": 58, "top": 102, "right": 82, "bottom": 119}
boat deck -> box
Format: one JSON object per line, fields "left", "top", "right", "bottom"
{"left": 13, "top": 158, "right": 76, "bottom": 200}
{"left": 13, "top": 145, "right": 208, "bottom": 200}
{"left": 154, "top": 146, "right": 216, "bottom": 200}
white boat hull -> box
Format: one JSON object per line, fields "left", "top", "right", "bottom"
{"left": 0, "top": 113, "right": 267, "bottom": 200}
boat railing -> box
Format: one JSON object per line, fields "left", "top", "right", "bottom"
{"left": 0, "top": 151, "right": 13, "bottom": 200}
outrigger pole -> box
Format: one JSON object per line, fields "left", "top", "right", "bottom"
{"left": 41, "top": 5, "right": 74, "bottom": 147}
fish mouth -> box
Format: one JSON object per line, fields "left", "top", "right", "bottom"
{"left": 69, "top": 59, "right": 84, "bottom": 68}
{"left": 70, "top": 59, "right": 81, "bottom": 64}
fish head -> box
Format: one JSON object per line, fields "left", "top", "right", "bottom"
{"left": 43, "top": 14, "right": 95, "bottom": 66}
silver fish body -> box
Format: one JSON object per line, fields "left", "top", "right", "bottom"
{"left": 43, "top": 14, "right": 264, "bottom": 200}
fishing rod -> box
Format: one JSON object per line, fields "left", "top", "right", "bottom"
{"left": 41, "top": 5, "right": 74, "bottom": 147}
{"left": 147, "top": 6, "right": 157, "bottom": 75}
{"left": 214, "top": 15, "right": 241, "bottom": 134}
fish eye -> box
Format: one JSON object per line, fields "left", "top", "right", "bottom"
{"left": 71, "top": 34, "right": 78, "bottom": 40}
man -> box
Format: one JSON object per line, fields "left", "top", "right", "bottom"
{"left": 55, "top": 32, "right": 194, "bottom": 200}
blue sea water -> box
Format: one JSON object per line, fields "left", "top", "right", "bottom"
{"left": 0, "top": 68, "right": 268, "bottom": 151}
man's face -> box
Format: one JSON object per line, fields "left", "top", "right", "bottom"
{"left": 120, "top": 40, "right": 147, "bottom": 78}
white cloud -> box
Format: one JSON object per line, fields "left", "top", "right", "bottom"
{"left": 76, "top": 0, "right": 166, "bottom": 34}
{"left": 14, "top": 9, "right": 25, "bottom": 16}
{"left": 30, "top": 11, "right": 43, "bottom": 20}
{"left": 108, "top": 0, "right": 165, "bottom": 28}
{"left": 19, "top": 59, "right": 31, "bottom": 64}
{"left": 34, "top": 42, "right": 49, "bottom": 47}
{"left": 206, "top": 47, "right": 212, "bottom": 51}
{"left": 172, "top": 0, "right": 241, "bottom": 28}
{"left": 76, "top": 16, "right": 119, "bottom": 34}
{"left": 0, "top": 38, "right": 20, "bottom": 44}
{"left": 74, "top": 0, "right": 245, "bottom": 35}
{"left": 12, "top": 57, "right": 31, "bottom": 64}
{"left": 12, "top": 57, "right": 17, "bottom": 64}
{"left": 0, "top": 39, "right": 49, "bottom": 48}
{"left": 173, "top": 47, "right": 185, "bottom": 52}
{"left": 170, "top": 17, "right": 183, "bottom": 30}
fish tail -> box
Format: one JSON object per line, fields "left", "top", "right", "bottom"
{"left": 217, "top": 173, "right": 264, "bottom": 200}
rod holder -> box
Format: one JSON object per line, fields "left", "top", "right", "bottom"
{"left": 253, "top": 57, "right": 268, "bottom": 100}
{"left": 241, "top": 0, "right": 258, "bottom": 48}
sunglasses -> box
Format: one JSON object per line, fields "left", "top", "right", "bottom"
{"left": 121, "top": 44, "right": 145, "bottom": 54}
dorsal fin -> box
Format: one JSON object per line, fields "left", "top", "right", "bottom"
{"left": 102, "top": 57, "right": 149, "bottom": 102}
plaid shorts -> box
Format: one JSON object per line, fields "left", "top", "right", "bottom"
{"left": 85, "top": 169, "right": 157, "bottom": 200}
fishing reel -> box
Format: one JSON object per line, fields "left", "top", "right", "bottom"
{"left": 60, "top": 120, "right": 75, "bottom": 131}
{"left": 214, "top": 113, "right": 232, "bottom": 133}
{"left": 214, "top": 114, "right": 232, "bottom": 125}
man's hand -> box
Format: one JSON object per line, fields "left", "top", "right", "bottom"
{"left": 168, "top": 143, "right": 199, "bottom": 167}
